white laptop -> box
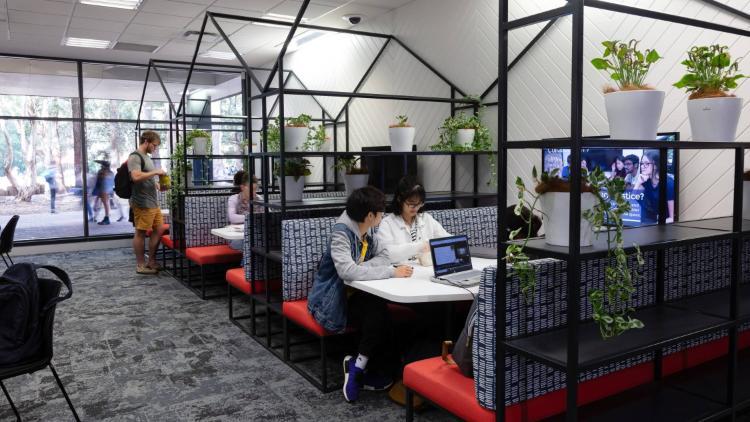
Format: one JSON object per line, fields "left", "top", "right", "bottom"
{"left": 429, "top": 235, "right": 482, "bottom": 287}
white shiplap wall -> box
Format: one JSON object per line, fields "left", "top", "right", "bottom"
{"left": 280, "top": 0, "right": 750, "bottom": 217}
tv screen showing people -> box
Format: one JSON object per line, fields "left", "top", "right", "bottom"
{"left": 542, "top": 134, "right": 677, "bottom": 226}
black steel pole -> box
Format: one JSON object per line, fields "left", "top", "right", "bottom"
{"left": 208, "top": 13, "right": 264, "bottom": 91}
{"left": 152, "top": 65, "right": 178, "bottom": 117}
{"left": 263, "top": 0, "right": 311, "bottom": 92}
{"left": 178, "top": 13, "right": 209, "bottom": 116}
{"left": 278, "top": 56, "right": 287, "bottom": 217}
{"left": 334, "top": 38, "right": 393, "bottom": 122}
{"left": 728, "top": 146, "right": 744, "bottom": 412}
{"left": 77, "top": 61, "right": 89, "bottom": 238}
{"left": 136, "top": 61, "right": 152, "bottom": 133}
{"left": 450, "top": 88, "right": 456, "bottom": 196}
{"left": 566, "top": 0, "right": 584, "bottom": 420}
{"left": 497, "top": 0, "right": 509, "bottom": 418}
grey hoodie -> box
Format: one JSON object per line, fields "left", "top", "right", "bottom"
{"left": 331, "top": 211, "right": 394, "bottom": 281}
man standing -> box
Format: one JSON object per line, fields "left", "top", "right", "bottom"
{"left": 129, "top": 130, "right": 167, "bottom": 274}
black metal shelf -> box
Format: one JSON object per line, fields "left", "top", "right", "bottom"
{"left": 504, "top": 304, "right": 733, "bottom": 371}
{"left": 253, "top": 191, "right": 495, "bottom": 210}
{"left": 248, "top": 150, "right": 498, "bottom": 158}
{"left": 666, "top": 285, "right": 750, "bottom": 322}
{"left": 505, "top": 224, "right": 737, "bottom": 260}
{"left": 251, "top": 247, "right": 282, "bottom": 263}
{"left": 252, "top": 88, "right": 480, "bottom": 104}
{"left": 185, "top": 154, "right": 254, "bottom": 159}
{"left": 674, "top": 216, "right": 750, "bottom": 233}
{"left": 504, "top": 139, "right": 750, "bottom": 150}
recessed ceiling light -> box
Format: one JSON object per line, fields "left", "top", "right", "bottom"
{"left": 253, "top": 12, "right": 308, "bottom": 28}
{"left": 199, "top": 51, "right": 236, "bottom": 60}
{"left": 79, "top": 0, "right": 142, "bottom": 9}
{"left": 64, "top": 37, "right": 111, "bottom": 49}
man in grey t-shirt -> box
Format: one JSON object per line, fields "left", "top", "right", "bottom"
{"left": 129, "top": 130, "right": 167, "bottom": 275}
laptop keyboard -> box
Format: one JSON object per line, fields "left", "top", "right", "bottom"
{"left": 443, "top": 270, "right": 482, "bottom": 282}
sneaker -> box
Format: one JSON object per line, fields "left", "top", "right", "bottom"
{"left": 116, "top": 216, "right": 124, "bottom": 222}
{"left": 50, "top": 209, "right": 57, "bottom": 214}
{"left": 98, "top": 216, "right": 110, "bottom": 225}
{"left": 136, "top": 265, "right": 158, "bottom": 275}
{"left": 342, "top": 355, "right": 363, "bottom": 403}
{"left": 363, "top": 371, "right": 393, "bottom": 391}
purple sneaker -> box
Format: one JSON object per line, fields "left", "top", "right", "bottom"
{"left": 363, "top": 370, "right": 393, "bottom": 391}
{"left": 343, "top": 355, "right": 363, "bottom": 402}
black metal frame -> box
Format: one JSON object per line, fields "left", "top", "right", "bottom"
{"left": 498, "top": 2, "right": 748, "bottom": 421}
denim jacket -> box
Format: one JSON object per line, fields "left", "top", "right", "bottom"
{"left": 307, "top": 212, "right": 393, "bottom": 333}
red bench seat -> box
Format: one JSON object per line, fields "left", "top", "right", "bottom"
{"left": 146, "top": 224, "right": 169, "bottom": 237}
{"left": 186, "top": 245, "right": 242, "bottom": 266}
{"left": 225, "top": 268, "right": 268, "bottom": 295}
{"left": 161, "top": 235, "right": 176, "bottom": 249}
{"left": 283, "top": 299, "right": 356, "bottom": 337}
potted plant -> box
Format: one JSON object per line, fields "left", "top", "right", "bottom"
{"left": 304, "top": 124, "right": 329, "bottom": 152}
{"left": 673, "top": 45, "right": 746, "bottom": 142}
{"left": 273, "top": 158, "right": 311, "bottom": 201}
{"left": 333, "top": 155, "right": 369, "bottom": 195}
{"left": 591, "top": 39, "right": 663, "bottom": 140}
{"left": 534, "top": 168, "right": 596, "bottom": 247}
{"left": 187, "top": 129, "right": 211, "bottom": 155}
{"left": 283, "top": 113, "right": 312, "bottom": 151}
{"left": 388, "top": 115, "right": 415, "bottom": 152}
{"left": 508, "top": 166, "right": 645, "bottom": 339}
{"left": 431, "top": 109, "right": 496, "bottom": 185}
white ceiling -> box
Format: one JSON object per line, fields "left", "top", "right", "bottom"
{"left": 0, "top": 0, "right": 414, "bottom": 66}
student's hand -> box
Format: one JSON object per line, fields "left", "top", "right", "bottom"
{"left": 394, "top": 265, "right": 413, "bottom": 278}
{"left": 155, "top": 168, "right": 167, "bottom": 176}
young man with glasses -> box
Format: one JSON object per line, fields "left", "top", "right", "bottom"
{"left": 623, "top": 154, "right": 640, "bottom": 189}
{"left": 128, "top": 130, "right": 168, "bottom": 274}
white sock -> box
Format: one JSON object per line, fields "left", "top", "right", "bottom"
{"left": 355, "top": 354, "right": 368, "bottom": 370}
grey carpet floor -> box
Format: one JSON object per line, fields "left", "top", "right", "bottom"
{"left": 0, "top": 248, "right": 456, "bottom": 421}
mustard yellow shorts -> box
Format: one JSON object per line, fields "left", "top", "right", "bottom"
{"left": 132, "top": 206, "right": 164, "bottom": 232}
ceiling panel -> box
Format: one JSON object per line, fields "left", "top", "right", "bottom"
{"left": 269, "top": 1, "right": 337, "bottom": 20}
{"left": 122, "top": 23, "right": 180, "bottom": 39}
{"left": 352, "top": 0, "right": 414, "bottom": 8}
{"left": 140, "top": 0, "right": 207, "bottom": 18}
{"left": 10, "top": 22, "right": 65, "bottom": 37}
{"left": 8, "top": 10, "right": 67, "bottom": 26}
{"left": 69, "top": 16, "right": 129, "bottom": 32}
{"left": 212, "top": 0, "right": 282, "bottom": 12}
{"left": 157, "top": 39, "right": 199, "bottom": 56}
{"left": 132, "top": 12, "right": 193, "bottom": 28}
{"left": 229, "top": 24, "right": 287, "bottom": 53}
{"left": 74, "top": 4, "right": 137, "bottom": 22}
{"left": 7, "top": 0, "right": 72, "bottom": 16}
{"left": 66, "top": 27, "right": 120, "bottom": 41}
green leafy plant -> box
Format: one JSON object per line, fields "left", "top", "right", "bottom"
{"left": 431, "top": 109, "right": 496, "bottom": 185}
{"left": 507, "top": 166, "right": 643, "bottom": 339}
{"left": 673, "top": 45, "right": 746, "bottom": 99}
{"left": 186, "top": 129, "right": 212, "bottom": 155}
{"left": 583, "top": 166, "right": 644, "bottom": 339}
{"left": 266, "top": 117, "right": 281, "bottom": 152}
{"left": 168, "top": 136, "right": 190, "bottom": 210}
{"left": 304, "top": 124, "right": 328, "bottom": 151}
{"left": 591, "top": 39, "right": 661, "bottom": 91}
{"left": 273, "top": 158, "right": 312, "bottom": 181}
{"left": 333, "top": 155, "right": 368, "bottom": 175}
{"left": 285, "top": 113, "right": 312, "bottom": 127}
{"left": 389, "top": 115, "right": 411, "bottom": 128}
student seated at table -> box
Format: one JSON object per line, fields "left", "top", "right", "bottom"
{"left": 307, "top": 186, "right": 414, "bottom": 403}
{"left": 376, "top": 177, "right": 450, "bottom": 264}
{"left": 226, "top": 170, "right": 261, "bottom": 251}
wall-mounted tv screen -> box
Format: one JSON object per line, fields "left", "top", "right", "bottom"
{"left": 541, "top": 133, "right": 679, "bottom": 226}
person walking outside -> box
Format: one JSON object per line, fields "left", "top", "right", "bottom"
{"left": 43, "top": 160, "right": 58, "bottom": 214}
{"left": 129, "top": 131, "right": 168, "bottom": 274}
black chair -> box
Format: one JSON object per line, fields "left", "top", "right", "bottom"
{"left": 0, "top": 215, "right": 19, "bottom": 268}
{"left": 0, "top": 266, "right": 80, "bottom": 421}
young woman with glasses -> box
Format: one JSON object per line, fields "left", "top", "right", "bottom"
{"left": 376, "top": 177, "right": 450, "bottom": 263}
{"left": 632, "top": 150, "right": 675, "bottom": 224}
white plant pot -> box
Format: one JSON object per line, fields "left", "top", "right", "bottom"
{"left": 744, "top": 181, "right": 750, "bottom": 220}
{"left": 456, "top": 129, "right": 475, "bottom": 148}
{"left": 604, "top": 90, "right": 664, "bottom": 140}
{"left": 279, "top": 175, "right": 305, "bottom": 202}
{"left": 687, "top": 97, "right": 743, "bottom": 142}
{"left": 283, "top": 126, "right": 308, "bottom": 151}
{"left": 192, "top": 137, "right": 209, "bottom": 155}
{"left": 344, "top": 173, "right": 369, "bottom": 196}
{"left": 539, "top": 192, "right": 596, "bottom": 247}
{"left": 388, "top": 127, "right": 416, "bottom": 152}
{"left": 187, "top": 171, "right": 194, "bottom": 187}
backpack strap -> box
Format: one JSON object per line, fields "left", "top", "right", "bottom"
{"left": 130, "top": 151, "right": 145, "bottom": 172}
{"left": 36, "top": 265, "right": 72, "bottom": 312}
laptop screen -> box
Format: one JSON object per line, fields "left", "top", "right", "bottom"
{"left": 431, "top": 235, "right": 473, "bottom": 277}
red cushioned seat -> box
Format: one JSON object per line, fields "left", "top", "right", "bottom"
{"left": 186, "top": 245, "right": 242, "bottom": 266}
{"left": 225, "top": 268, "right": 266, "bottom": 295}
{"left": 146, "top": 224, "right": 170, "bottom": 237}
{"left": 283, "top": 300, "right": 355, "bottom": 337}
{"left": 404, "top": 357, "right": 495, "bottom": 422}
{"left": 161, "top": 235, "right": 175, "bottom": 249}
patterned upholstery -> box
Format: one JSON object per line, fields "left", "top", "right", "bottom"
{"left": 430, "top": 206, "right": 497, "bottom": 247}
{"left": 473, "top": 239, "right": 742, "bottom": 410}
{"left": 183, "top": 193, "right": 234, "bottom": 248}
{"left": 282, "top": 217, "right": 337, "bottom": 301}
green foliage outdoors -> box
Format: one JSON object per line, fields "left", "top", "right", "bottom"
{"left": 591, "top": 39, "right": 661, "bottom": 90}
{"left": 673, "top": 45, "right": 746, "bottom": 98}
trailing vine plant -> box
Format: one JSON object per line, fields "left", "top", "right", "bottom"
{"left": 507, "top": 166, "right": 644, "bottom": 339}
{"left": 583, "top": 166, "right": 644, "bottom": 339}
{"left": 186, "top": 129, "right": 212, "bottom": 155}
{"left": 430, "top": 99, "right": 496, "bottom": 185}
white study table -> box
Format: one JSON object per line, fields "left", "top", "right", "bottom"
{"left": 210, "top": 224, "right": 244, "bottom": 241}
{"left": 344, "top": 257, "right": 496, "bottom": 303}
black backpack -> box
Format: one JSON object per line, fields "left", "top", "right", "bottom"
{"left": 452, "top": 296, "right": 478, "bottom": 377}
{"left": 0, "top": 263, "right": 72, "bottom": 365}
{"left": 114, "top": 152, "right": 144, "bottom": 199}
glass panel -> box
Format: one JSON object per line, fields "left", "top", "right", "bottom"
{"left": 0, "top": 119, "right": 83, "bottom": 240}
{"left": 0, "top": 57, "right": 77, "bottom": 118}
{"left": 82, "top": 63, "right": 170, "bottom": 120}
